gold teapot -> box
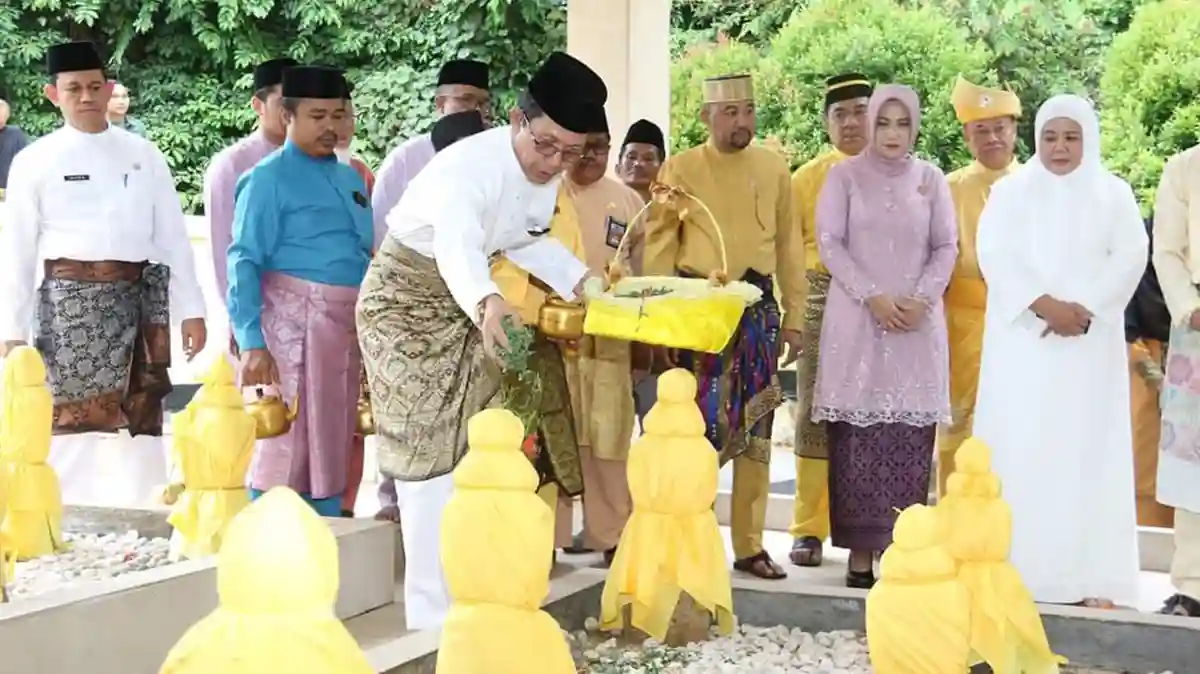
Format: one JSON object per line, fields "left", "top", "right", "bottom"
{"left": 244, "top": 387, "right": 299, "bottom": 439}
{"left": 537, "top": 295, "right": 586, "bottom": 343}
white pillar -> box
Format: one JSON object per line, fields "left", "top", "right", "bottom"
{"left": 566, "top": 0, "right": 672, "bottom": 168}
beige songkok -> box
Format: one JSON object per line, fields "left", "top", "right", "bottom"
{"left": 703, "top": 74, "right": 753, "bottom": 104}
{"left": 951, "top": 75, "right": 1021, "bottom": 124}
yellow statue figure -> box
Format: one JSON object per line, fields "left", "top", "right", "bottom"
{"left": 0, "top": 345, "right": 65, "bottom": 560}
{"left": 437, "top": 407, "right": 575, "bottom": 674}
{"left": 166, "top": 358, "right": 257, "bottom": 561}
{"left": 939, "top": 437, "right": 1064, "bottom": 673}
{"left": 866, "top": 504, "right": 971, "bottom": 674}
{"left": 599, "top": 368, "right": 734, "bottom": 644}
{"left": 159, "top": 487, "right": 373, "bottom": 674}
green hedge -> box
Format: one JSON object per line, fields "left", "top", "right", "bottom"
{"left": 1099, "top": 0, "right": 1200, "bottom": 210}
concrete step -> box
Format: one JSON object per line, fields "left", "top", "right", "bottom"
{"left": 0, "top": 510, "right": 395, "bottom": 674}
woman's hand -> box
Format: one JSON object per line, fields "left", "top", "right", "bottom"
{"left": 893, "top": 296, "right": 929, "bottom": 331}
{"left": 867, "top": 295, "right": 906, "bottom": 331}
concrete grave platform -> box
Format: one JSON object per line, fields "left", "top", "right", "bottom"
{"left": 358, "top": 567, "right": 1200, "bottom": 673}
{"left": 1, "top": 506, "right": 395, "bottom": 674}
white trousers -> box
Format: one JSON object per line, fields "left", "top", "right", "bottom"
{"left": 48, "top": 432, "right": 169, "bottom": 508}
{"left": 398, "top": 472, "right": 455, "bottom": 631}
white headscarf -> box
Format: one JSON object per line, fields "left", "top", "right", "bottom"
{"left": 1019, "top": 94, "right": 1109, "bottom": 190}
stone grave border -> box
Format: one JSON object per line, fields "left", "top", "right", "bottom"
{"left": 1, "top": 506, "right": 395, "bottom": 674}
{"left": 365, "top": 568, "right": 1200, "bottom": 674}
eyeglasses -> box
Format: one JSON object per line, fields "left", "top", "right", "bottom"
{"left": 582, "top": 141, "right": 611, "bottom": 158}
{"left": 521, "top": 115, "right": 584, "bottom": 164}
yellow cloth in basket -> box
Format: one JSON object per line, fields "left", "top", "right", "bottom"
{"left": 584, "top": 277, "right": 759, "bottom": 354}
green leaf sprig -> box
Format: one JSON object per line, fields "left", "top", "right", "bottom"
{"left": 496, "top": 315, "right": 543, "bottom": 447}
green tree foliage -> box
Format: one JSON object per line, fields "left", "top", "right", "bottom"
{"left": 669, "top": 0, "right": 801, "bottom": 55}
{"left": 670, "top": 0, "right": 991, "bottom": 170}
{"left": 1100, "top": 0, "right": 1200, "bottom": 210}
{"left": 0, "top": 0, "right": 565, "bottom": 212}
{"left": 901, "top": 0, "right": 1104, "bottom": 154}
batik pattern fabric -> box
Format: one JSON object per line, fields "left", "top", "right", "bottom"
{"left": 515, "top": 337, "right": 583, "bottom": 496}
{"left": 35, "top": 260, "right": 171, "bottom": 436}
{"left": 795, "top": 270, "right": 830, "bottom": 460}
{"left": 827, "top": 421, "right": 935, "bottom": 551}
{"left": 356, "top": 236, "right": 500, "bottom": 482}
{"left": 678, "top": 270, "right": 782, "bottom": 466}
{"left": 249, "top": 272, "right": 361, "bottom": 500}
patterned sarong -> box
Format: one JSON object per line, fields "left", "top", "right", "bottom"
{"left": 250, "top": 272, "right": 360, "bottom": 500}
{"left": 356, "top": 237, "right": 501, "bottom": 482}
{"left": 795, "top": 270, "right": 830, "bottom": 460}
{"left": 677, "top": 269, "right": 783, "bottom": 465}
{"left": 35, "top": 259, "right": 171, "bottom": 436}
{"left": 511, "top": 337, "right": 583, "bottom": 496}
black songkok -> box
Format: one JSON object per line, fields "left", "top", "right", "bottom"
{"left": 579, "top": 105, "right": 609, "bottom": 135}
{"left": 527, "top": 52, "right": 607, "bottom": 134}
{"left": 253, "top": 58, "right": 298, "bottom": 91}
{"left": 341, "top": 77, "right": 355, "bottom": 100}
{"left": 621, "top": 119, "right": 665, "bottom": 154}
{"left": 46, "top": 41, "right": 105, "bottom": 76}
{"left": 282, "top": 66, "right": 346, "bottom": 100}
{"left": 824, "top": 73, "right": 873, "bottom": 110}
{"left": 437, "top": 59, "right": 490, "bottom": 90}
{"left": 431, "top": 110, "right": 488, "bottom": 152}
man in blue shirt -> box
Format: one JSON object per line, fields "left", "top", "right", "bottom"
{"left": 227, "top": 65, "right": 373, "bottom": 517}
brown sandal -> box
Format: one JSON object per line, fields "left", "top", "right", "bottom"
{"left": 733, "top": 551, "right": 788, "bottom": 580}
{"left": 789, "top": 536, "right": 824, "bottom": 567}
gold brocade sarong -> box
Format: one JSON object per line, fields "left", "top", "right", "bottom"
{"left": 795, "top": 270, "right": 831, "bottom": 460}
{"left": 937, "top": 276, "right": 987, "bottom": 492}
{"left": 1130, "top": 339, "right": 1173, "bottom": 527}
{"left": 507, "top": 336, "right": 584, "bottom": 496}
{"left": 356, "top": 237, "right": 500, "bottom": 482}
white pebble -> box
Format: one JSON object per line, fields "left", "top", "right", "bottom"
{"left": 4, "top": 531, "right": 174, "bottom": 600}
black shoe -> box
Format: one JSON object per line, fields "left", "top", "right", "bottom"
{"left": 340, "top": 509, "right": 355, "bottom": 518}
{"left": 1159, "top": 593, "right": 1200, "bottom": 617}
{"left": 846, "top": 569, "right": 876, "bottom": 590}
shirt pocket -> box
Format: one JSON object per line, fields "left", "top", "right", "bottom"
{"left": 44, "top": 174, "right": 110, "bottom": 229}
{"left": 753, "top": 182, "right": 778, "bottom": 238}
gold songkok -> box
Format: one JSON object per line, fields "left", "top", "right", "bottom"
{"left": 951, "top": 75, "right": 1021, "bottom": 124}
{"left": 703, "top": 74, "right": 753, "bottom": 104}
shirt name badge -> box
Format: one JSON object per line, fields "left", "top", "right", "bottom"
{"left": 64, "top": 174, "right": 90, "bottom": 182}
{"left": 352, "top": 191, "right": 368, "bottom": 208}
{"left": 605, "top": 216, "right": 628, "bottom": 249}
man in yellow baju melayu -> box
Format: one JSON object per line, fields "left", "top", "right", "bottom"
{"left": 787, "top": 73, "right": 873, "bottom": 569}
{"left": 937, "top": 76, "right": 1021, "bottom": 496}
{"left": 643, "top": 73, "right": 805, "bottom": 580}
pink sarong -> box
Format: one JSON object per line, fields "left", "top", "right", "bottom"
{"left": 250, "top": 272, "right": 361, "bottom": 499}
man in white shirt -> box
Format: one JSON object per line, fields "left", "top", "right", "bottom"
{"left": 0, "top": 41, "right": 207, "bottom": 507}
{"left": 356, "top": 50, "right": 605, "bottom": 631}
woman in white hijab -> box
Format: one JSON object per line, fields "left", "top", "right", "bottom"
{"left": 972, "top": 94, "right": 1147, "bottom": 608}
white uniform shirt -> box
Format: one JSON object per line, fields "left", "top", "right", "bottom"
{"left": 0, "top": 124, "right": 205, "bottom": 341}
{"left": 386, "top": 125, "right": 589, "bottom": 319}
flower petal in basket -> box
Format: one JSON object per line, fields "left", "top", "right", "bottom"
{"left": 583, "top": 275, "right": 763, "bottom": 354}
